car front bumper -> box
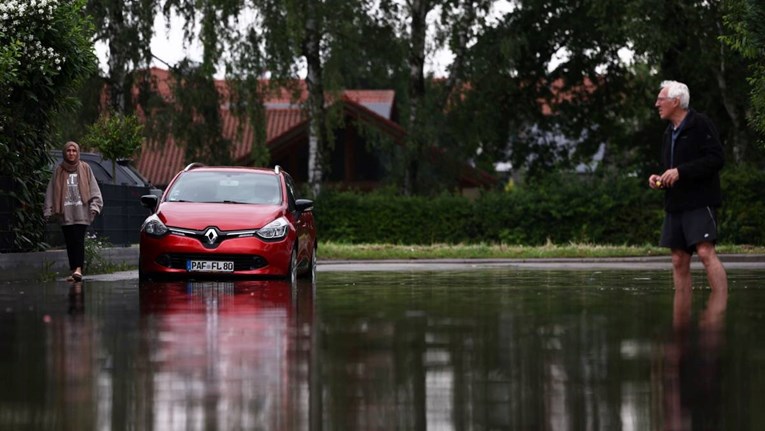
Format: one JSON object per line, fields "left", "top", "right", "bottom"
{"left": 139, "top": 231, "right": 293, "bottom": 278}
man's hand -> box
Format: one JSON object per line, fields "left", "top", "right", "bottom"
{"left": 659, "top": 168, "right": 680, "bottom": 187}
{"left": 649, "top": 174, "right": 663, "bottom": 189}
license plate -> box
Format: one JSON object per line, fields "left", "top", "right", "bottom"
{"left": 187, "top": 260, "right": 235, "bottom": 272}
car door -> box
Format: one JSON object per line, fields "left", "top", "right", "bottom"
{"left": 283, "top": 174, "right": 314, "bottom": 265}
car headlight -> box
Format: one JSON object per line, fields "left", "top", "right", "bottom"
{"left": 256, "top": 216, "right": 289, "bottom": 240}
{"left": 142, "top": 214, "right": 169, "bottom": 237}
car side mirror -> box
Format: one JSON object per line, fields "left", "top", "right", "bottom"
{"left": 295, "top": 199, "right": 313, "bottom": 213}
{"left": 141, "top": 194, "right": 159, "bottom": 211}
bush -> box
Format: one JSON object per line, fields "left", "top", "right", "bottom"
{"left": 315, "top": 169, "right": 759, "bottom": 246}
{"left": 719, "top": 166, "right": 765, "bottom": 245}
{"left": 0, "top": 0, "right": 96, "bottom": 251}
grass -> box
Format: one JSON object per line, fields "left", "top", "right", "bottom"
{"left": 318, "top": 241, "right": 765, "bottom": 260}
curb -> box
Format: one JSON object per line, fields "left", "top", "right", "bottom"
{"left": 2, "top": 249, "right": 764, "bottom": 283}
{"left": 0, "top": 247, "right": 138, "bottom": 283}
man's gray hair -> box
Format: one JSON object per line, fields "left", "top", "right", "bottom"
{"left": 660, "top": 80, "right": 690, "bottom": 109}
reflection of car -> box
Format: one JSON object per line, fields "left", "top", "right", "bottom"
{"left": 137, "top": 279, "right": 314, "bottom": 429}
{"left": 139, "top": 163, "right": 317, "bottom": 283}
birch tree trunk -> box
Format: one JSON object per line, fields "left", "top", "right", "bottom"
{"left": 106, "top": 2, "right": 127, "bottom": 113}
{"left": 304, "top": 1, "right": 326, "bottom": 197}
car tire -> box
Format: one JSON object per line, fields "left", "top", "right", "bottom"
{"left": 138, "top": 266, "right": 148, "bottom": 282}
{"left": 307, "top": 243, "right": 317, "bottom": 282}
{"left": 287, "top": 246, "right": 298, "bottom": 285}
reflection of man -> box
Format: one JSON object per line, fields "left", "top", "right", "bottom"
{"left": 649, "top": 80, "right": 727, "bottom": 293}
{"left": 663, "top": 285, "right": 728, "bottom": 430}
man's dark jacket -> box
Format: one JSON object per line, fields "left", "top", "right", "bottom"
{"left": 661, "top": 109, "right": 724, "bottom": 213}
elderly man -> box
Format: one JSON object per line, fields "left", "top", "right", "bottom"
{"left": 648, "top": 80, "right": 728, "bottom": 292}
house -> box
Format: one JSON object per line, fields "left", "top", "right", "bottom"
{"left": 134, "top": 68, "right": 496, "bottom": 194}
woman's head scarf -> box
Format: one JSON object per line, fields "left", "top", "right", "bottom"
{"left": 52, "top": 141, "right": 91, "bottom": 215}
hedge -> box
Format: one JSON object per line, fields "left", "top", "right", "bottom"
{"left": 314, "top": 168, "right": 765, "bottom": 246}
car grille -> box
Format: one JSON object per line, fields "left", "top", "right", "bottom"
{"left": 162, "top": 254, "right": 268, "bottom": 271}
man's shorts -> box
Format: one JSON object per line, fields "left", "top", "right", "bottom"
{"left": 660, "top": 206, "right": 719, "bottom": 254}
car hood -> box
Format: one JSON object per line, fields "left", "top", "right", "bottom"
{"left": 158, "top": 202, "right": 284, "bottom": 230}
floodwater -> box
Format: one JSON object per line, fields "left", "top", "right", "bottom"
{"left": 1, "top": 268, "right": 765, "bottom": 430}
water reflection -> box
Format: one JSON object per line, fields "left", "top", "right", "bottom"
{"left": 137, "top": 279, "right": 315, "bottom": 431}
{"left": 68, "top": 282, "right": 85, "bottom": 315}
{"left": 1, "top": 269, "right": 764, "bottom": 430}
{"left": 663, "top": 285, "right": 728, "bottom": 431}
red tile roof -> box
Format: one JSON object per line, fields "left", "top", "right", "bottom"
{"left": 134, "top": 68, "right": 395, "bottom": 187}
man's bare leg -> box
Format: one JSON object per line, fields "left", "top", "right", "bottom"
{"left": 671, "top": 249, "right": 692, "bottom": 291}
{"left": 695, "top": 242, "right": 728, "bottom": 292}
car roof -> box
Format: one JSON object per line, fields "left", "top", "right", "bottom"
{"left": 184, "top": 165, "right": 278, "bottom": 174}
{"left": 51, "top": 150, "right": 157, "bottom": 188}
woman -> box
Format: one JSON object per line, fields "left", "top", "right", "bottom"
{"left": 44, "top": 141, "right": 103, "bottom": 281}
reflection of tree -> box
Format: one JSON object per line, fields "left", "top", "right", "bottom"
{"left": 662, "top": 286, "right": 728, "bottom": 431}
{"left": 316, "top": 273, "right": 629, "bottom": 430}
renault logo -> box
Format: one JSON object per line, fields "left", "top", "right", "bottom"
{"left": 204, "top": 228, "right": 219, "bottom": 244}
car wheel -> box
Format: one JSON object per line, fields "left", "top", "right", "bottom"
{"left": 287, "top": 246, "right": 298, "bottom": 285}
{"left": 308, "top": 244, "right": 317, "bottom": 282}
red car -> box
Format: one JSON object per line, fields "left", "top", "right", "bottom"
{"left": 139, "top": 164, "right": 317, "bottom": 283}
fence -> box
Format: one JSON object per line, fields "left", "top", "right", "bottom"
{"left": 0, "top": 176, "right": 13, "bottom": 252}
{"left": 44, "top": 184, "right": 155, "bottom": 248}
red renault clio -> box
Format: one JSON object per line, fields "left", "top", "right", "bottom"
{"left": 138, "top": 164, "right": 317, "bottom": 283}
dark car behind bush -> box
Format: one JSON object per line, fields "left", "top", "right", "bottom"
{"left": 45, "top": 151, "right": 162, "bottom": 247}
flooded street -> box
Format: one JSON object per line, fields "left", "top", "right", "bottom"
{"left": 1, "top": 267, "right": 765, "bottom": 430}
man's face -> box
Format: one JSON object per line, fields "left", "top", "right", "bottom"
{"left": 655, "top": 88, "right": 678, "bottom": 120}
{"left": 64, "top": 146, "right": 78, "bottom": 163}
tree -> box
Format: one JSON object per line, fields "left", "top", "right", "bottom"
{"left": 87, "top": 0, "right": 251, "bottom": 169}
{"left": 443, "top": 0, "right": 650, "bottom": 179}
{"left": 441, "top": 0, "right": 761, "bottom": 184}
{"left": 82, "top": 113, "right": 144, "bottom": 183}
{"left": 641, "top": 0, "right": 755, "bottom": 165}
{"left": 0, "top": 0, "right": 97, "bottom": 251}
{"left": 160, "top": 0, "right": 378, "bottom": 195}
{"left": 723, "top": 0, "right": 765, "bottom": 142}
{"left": 373, "top": 0, "right": 496, "bottom": 194}
{"left": 87, "top": 0, "right": 157, "bottom": 113}
{"left": 76, "top": 0, "right": 763, "bottom": 199}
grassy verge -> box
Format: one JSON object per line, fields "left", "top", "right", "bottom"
{"left": 319, "top": 241, "right": 765, "bottom": 260}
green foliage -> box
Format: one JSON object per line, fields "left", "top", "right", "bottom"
{"left": 722, "top": 0, "right": 765, "bottom": 141}
{"left": 315, "top": 189, "right": 472, "bottom": 244}
{"left": 142, "top": 60, "right": 233, "bottom": 165}
{"left": 62, "top": 0, "right": 765, "bottom": 202}
{"left": 315, "top": 170, "right": 765, "bottom": 247}
{"left": 0, "top": 0, "right": 97, "bottom": 252}
{"left": 718, "top": 166, "right": 765, "bottom": 244}
{"left": 82, "top": 112, "right": 144, "bottom": 183}
{"left": 84, "top": 232, "right": 124, "bottom": 274}
{"left": 316, "top": 173, "right": 660, "bottom": 245}
{"left": 471, "top": 172, "right": 663, "bottom": 245}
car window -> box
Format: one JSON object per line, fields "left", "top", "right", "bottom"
{"left": 120, "top": 163, "right": 153, "bottom": 186}
{"left": 84, "top": 160, "right": 114, "bottom": 184}
{"left": 94, "top": 158, "right": 141, "bottom": 186}
{"left": 166, "top": 171, "right": 283, "bottom": 204}
{"left": 284, "top": 173, "right": 297, "bottom": 211}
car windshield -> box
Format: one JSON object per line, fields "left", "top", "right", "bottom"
{"left": 165, "top": 171, "right": 282, "bottom": 205}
